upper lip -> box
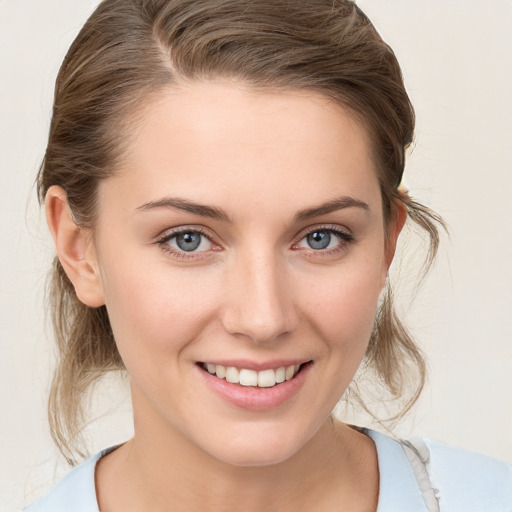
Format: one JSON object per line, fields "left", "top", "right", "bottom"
{"left": 198, "top": 359, "right": 311, "bottom": 371}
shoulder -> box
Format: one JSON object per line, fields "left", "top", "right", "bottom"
{"left": 21, "top": 448, "right": 113, "bottom": 512}
{"left": 365, "top": 428, "right": 512, "bottom": 512}
{"left": 423, "top": 438, "right": 512, "bottom": 511}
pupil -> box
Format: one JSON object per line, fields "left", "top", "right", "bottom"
{"left": 307, "top": 231, "right": 331, "bottom": 250}
{"left": 177, "top": 232, "right": 201, "bottom": 251}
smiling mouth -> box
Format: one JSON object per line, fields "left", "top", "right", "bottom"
{"left": 199, "top": 362, "right": 310, "bottom": 388}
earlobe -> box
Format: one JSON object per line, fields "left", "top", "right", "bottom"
{"left": 45, "top": 185, "right": 105, "bottom": 308}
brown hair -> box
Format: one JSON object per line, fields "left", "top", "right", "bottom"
{"left": 38, "top": 0, "right": 444, "bottom": 463}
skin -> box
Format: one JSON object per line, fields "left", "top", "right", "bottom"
{"left": 46, "top": 81, "right": 406, "bottom": 512}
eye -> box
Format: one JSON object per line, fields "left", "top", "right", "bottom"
{"left": 304, "top": 231, "right": 335, "bottom": 250}
{"left": 158, "top": 228, "right": 215, "bottom": 256}
{"left": 295, "top": 227, "right": 354, "bottom": 252}
{"left": 173, "top": 231, "right": 209, "bottom": 252}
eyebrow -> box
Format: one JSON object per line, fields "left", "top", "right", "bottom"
{"left": 135, "top": 195, "right": 370, "bottom": 223}
{"left": 136, "top": 197, "right": 232, "bottom": 222}
{"left": 293, "top": 196, "right": 370, "bottom": 222}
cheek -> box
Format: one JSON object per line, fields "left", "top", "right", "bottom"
{"left": 100, "top": 257, "right": 220, "bottom": 364}
{"left": 301, "top": 256, "right": 384, "bottom": 353}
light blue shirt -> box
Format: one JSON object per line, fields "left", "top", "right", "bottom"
{"left": 23, "top": 430, "right": 512, "bottom": 512}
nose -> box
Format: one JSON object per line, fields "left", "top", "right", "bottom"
{"left": 221, "top": 248, "right": 298, "bottom": 344}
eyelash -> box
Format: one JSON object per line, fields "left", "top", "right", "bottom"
{"left": 292, "top": 224, "right": 355, "bottom": 257}
{"left": 157, "top": 226, "right": 217, "bottom": 260}
{"left": 156, "top": 224, "right": 355, "bottom": 260}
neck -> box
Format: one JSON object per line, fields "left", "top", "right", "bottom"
{"left": 96, "top": 410, "right": 378, "bottom": 512}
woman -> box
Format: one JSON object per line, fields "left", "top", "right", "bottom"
{"left": 22, "top": 0, "right": 512, "bottom": 511}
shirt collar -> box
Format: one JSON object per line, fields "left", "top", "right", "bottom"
{"left": 365, "top": 429, "right": 430, "bottom": 512}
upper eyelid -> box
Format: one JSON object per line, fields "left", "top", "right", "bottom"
{"left": 156, "top": 223, "right": 353, "bottom": 248}
{"left": 292, "top": 226, "right": 355, "bottom": 254}
{"left": 157, "top": 225, "right": 215, "bottom": 242}
{"left": 294, "top": 224, "right": 353, "bottom": 240}
{"left": 156, "top": 227, "right": 218, "bottom": 256}
{"left": 157, "top": 227, "right": 217, "bottom": 259}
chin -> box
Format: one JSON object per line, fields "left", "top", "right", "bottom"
{"left": 212, "top": 443, "right": 299, "bottom": 468}
{"left": 196, "top": 422, "right": 311, "bottom": 468}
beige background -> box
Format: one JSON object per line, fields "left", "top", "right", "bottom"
{"left": 1, "top": 1, "right": 511, "bottom": 510}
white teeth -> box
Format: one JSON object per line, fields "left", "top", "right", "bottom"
{"left": 215, "top": 365, "right": 226, "bottom": 379}
{"left": 203, "top": 363, "right": 303, "bottom": 388}
{"left": 225, "top": 366, "right": 240, "bottom": 384}
{"left": 258, "top": 369, "right": 276, "bottom": 388}
{"left": 239, "top": 369, "right": 258, "bottom": 387}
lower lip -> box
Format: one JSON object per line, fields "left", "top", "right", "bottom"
{"left": 197, "top": 363, "right": 312, "bottom": 411}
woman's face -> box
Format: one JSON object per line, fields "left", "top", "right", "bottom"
{"left": 90, "top": 82, "right": 398, "bottom": 466}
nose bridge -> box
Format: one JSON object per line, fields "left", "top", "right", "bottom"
{"left": 222, "top": 245, "right": 296, "bottom": 343}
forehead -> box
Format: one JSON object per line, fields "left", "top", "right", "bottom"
{"left": 104, "top": 81, "right": 381, "bottom": 218}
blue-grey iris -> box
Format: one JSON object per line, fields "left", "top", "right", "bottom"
{"left": 307, "top": 231, "right": 331, "bottom": 250}
{"left": 176, "top": 231, "right": 202, "bottom": 251}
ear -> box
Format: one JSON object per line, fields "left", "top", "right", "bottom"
{"left": 45, "top": 185, "right": 105, "bottom": 308}
{"left": 384, "top": 198, "right": 408, "bottom": 270}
